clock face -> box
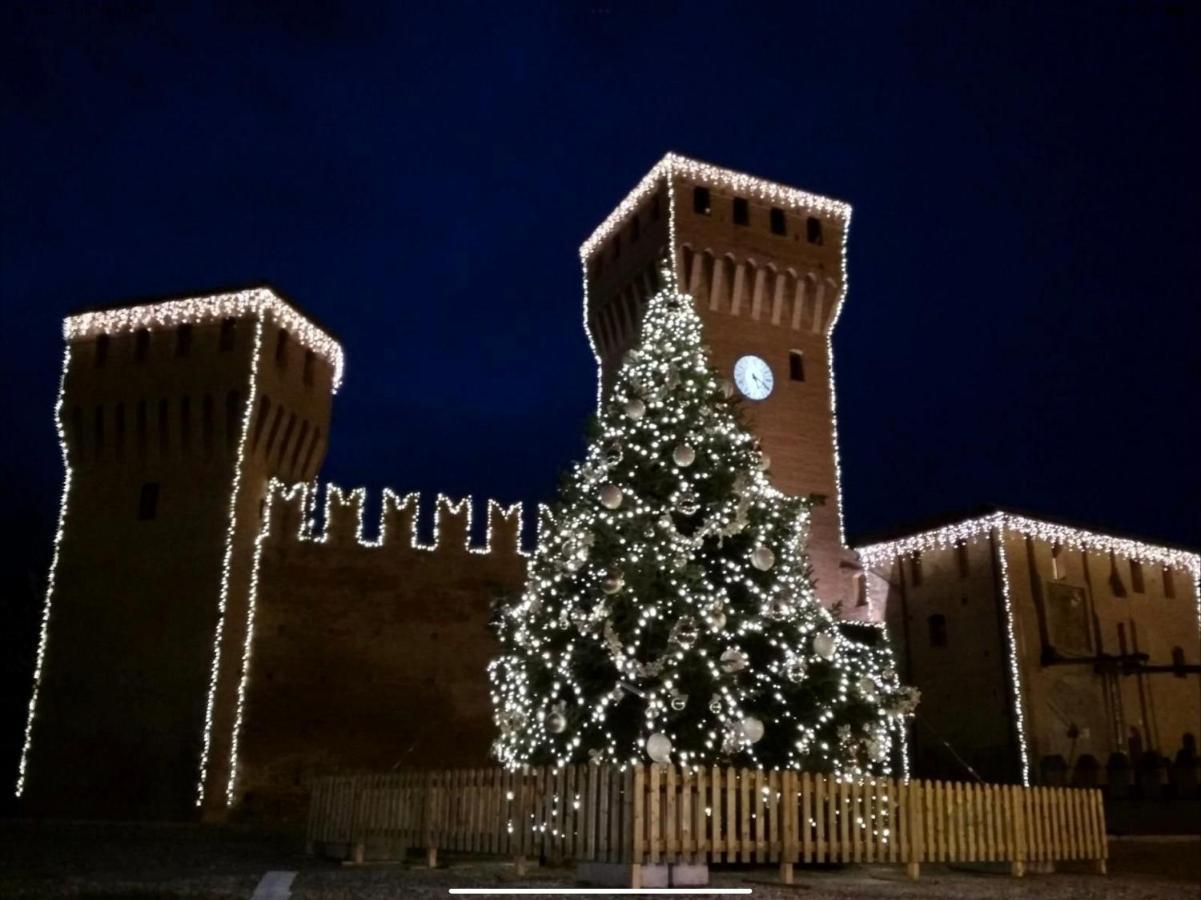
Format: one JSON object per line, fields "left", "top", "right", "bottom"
{"left": 733, "top": 355, "right": 774, "bottom": 400}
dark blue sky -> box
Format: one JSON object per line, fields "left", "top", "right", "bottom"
{"left": 2, "top": 0, "right": 1199, "bottom": 563}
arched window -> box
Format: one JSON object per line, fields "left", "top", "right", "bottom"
{"left": 770, "top": 207, "right": 786, "bottom": 236}
{"left": 806, "top": 216, "right": 823, "bottom": 245}
{"left": 219, "top": 317, "right": 236, "bottom": 352}
{"left": 732, "top": 196, "right": 749, "bottom": 226}
{"left": 693, "top": 186, "right": 711, "bottom": 215}
{"left": 95, "top": 333, "right": 110, "bottom": 368}
{"left": 1173, "top": 646, "right": 1187, "bottom": 677}
{"left": 928, "top": 614, "right": 948, "bottom": 648}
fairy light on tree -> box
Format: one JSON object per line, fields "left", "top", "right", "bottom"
{"left": 489, "top": 266, "right": 917, "bottom": 775}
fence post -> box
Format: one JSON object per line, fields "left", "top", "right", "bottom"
{"left": 425, "top": 770, "right": 439, "bottom": 868}
{"left": 1010, "top": 784, "right": 1026, "bottom": 878}
{"left": 906, "top": 779, "right": 923, "bottom": 880}
{"left": 630, "top": 765, "right": 645, "bottom": 890}
{"left": 779, "top": 770, "right": 795, "bottom": 885}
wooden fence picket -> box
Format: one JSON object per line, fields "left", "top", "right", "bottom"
{"left": 307, "top": 764, "right": 1108, "bottom": 883}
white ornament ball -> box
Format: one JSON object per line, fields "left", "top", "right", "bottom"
{"left": 707, "top": 608, "right": 727, "bottom": 632}
{"left": 751, "top": 546, "right": 775, "bottom": 571}
{"left": 547, "top": 712, "right": 567, "bottom": 734}
{"left": 672, "top": 444, "right": 696, "bottom": 467}
{"left": 646, "top": 732, "right": 673, "bottom": 764}
{"left": 708, "top": 696, "right": 723, "bottom": 715}
{"left": 625, "top": 398, "right": 646, "bottom": 420}
{"left": 813, "top": 632, "right": 837, "bottom": 660}
{"left": 785, "top": 660, "right": 807, "bottom": 683}
{"left": 720, "top": 646, "right": 748, "bottom": 673}
{"left": 740, "top": 716, "right": 765, "bottom": 745}
{"left": 599, "top": 484, "right": 623, "bottom": 509}
{"left": 719, "top": 379, "right": 735, "bottom": 399}
{"left": 602, "top": 570, "right": 624, "bottom": 594}
{"left": 759, "top": 452, "right": 771, "bottom": 472}
{"left": 857, "top": 676, "right": 877, "bottom": 699}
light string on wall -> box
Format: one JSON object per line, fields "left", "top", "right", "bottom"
{"left": 13, "top": 347, "right": 73, "bottom": 798}
{"left": 64, "top": 287, "right": 345, "bottom": 392}
{"left": 195, "top": 317, "right": 265, "bottom": 807}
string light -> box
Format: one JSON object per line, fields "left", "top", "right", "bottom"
{"left": 13, "top": 346, "right": 73, "bottom": 798}
{"left": 856, "top": 510, "right": 1201, "bottom": 787}
{"left": 196, "top": 318, "right": 265, "bottom": 806}
{"left": 64, "top": 287, "right": 345, "bottom": 391}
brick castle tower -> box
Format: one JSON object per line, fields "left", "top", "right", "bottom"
{"left": 16, "top": 288, "right": 340, "bottom": 818}
{"left": 581, "top": 155, "right": 863, "bottom": 615}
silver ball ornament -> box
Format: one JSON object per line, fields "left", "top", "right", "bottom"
{"left": 740, "top": 716, "right": 765, "bottom": 744}
{"left": 547, "top": 711, "right": 567, "bottom": 734}
{"left": 599, "top": 484, "right": 623, "bottom": 509}
{"left": 624, "top": 398, "right": 646, "bottom": 420}
{"left": 672, "top": 444, "right": 696, "bottom": 467}
{"left": 646, "top": 732, "right": 672, "bottom": 764}
{"left": 751, "top": 546, "right": 776, "bottom": 571}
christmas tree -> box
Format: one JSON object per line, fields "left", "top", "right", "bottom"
{"left": 488, "top": 267, "right": 917, "bottom": 775}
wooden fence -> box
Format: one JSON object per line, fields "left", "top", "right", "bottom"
{"left": 307, "top": 765, "right": 1107, "bottom": 883}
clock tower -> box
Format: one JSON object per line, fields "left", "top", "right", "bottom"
{"left": 581, "top": 154, "right": 866, "bottom": 618}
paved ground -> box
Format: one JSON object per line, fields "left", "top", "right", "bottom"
{"left": 0, "top": 820, "right": 1197, "bottom": 899}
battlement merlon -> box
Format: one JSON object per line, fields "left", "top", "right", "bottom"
{"left": 63, "top": 285, "right": 345, "bottom": 391}
{"left": 579, "top": 152, "right": 852, "bottom": 262}
{"left": 259, "top": 480, "right": 532, "bottom": 557}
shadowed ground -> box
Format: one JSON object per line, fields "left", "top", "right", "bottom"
{"left": 0, "top": 820, "right": 1196, "bottom": 899}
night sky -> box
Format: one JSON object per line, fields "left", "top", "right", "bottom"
{"left": 1, "top": 3, "right": 1198, "bottom": 776}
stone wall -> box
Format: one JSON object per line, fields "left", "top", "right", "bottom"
{"left": 229, "top": 483, "right": 527, "bottom": 821}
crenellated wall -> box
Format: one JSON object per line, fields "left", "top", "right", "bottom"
{"left": 226, "top": 481, "right": 530, "bottom": 821}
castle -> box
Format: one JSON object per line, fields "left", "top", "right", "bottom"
{"left": 14, "top": 155, "right": 1200, "bottom": 822}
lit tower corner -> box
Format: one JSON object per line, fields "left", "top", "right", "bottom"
{"left": 15, "top": 285, "right": 342, "bottom": 819}
{"left": 579, "top": 153, "right": 867, "bottom": 618}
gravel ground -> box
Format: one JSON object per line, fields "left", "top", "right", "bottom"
{"left": 0, "top": 820, "right": 1196, "bottom": 899}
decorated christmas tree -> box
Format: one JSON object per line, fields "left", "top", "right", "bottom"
{"left": 489, "top": 267, "right": 917, "bottom": 775}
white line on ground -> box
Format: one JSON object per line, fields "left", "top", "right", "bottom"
{"left": 448, "top": 891, "right": 751, "bottom": 896}
{"left": 251, "top": 870, "right": 298, "bottom": 900}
